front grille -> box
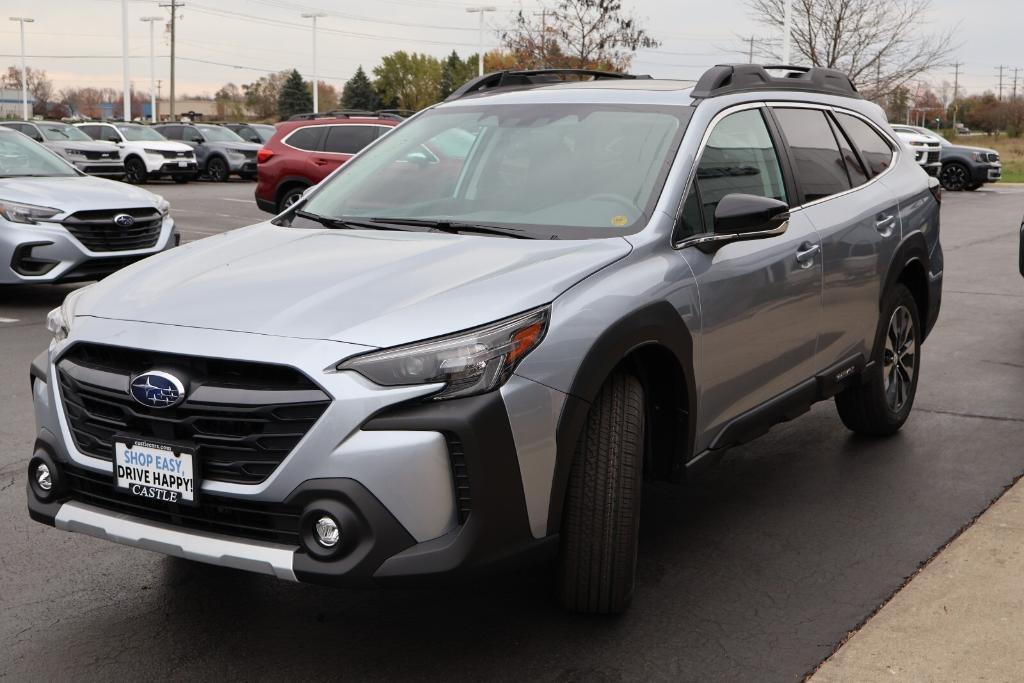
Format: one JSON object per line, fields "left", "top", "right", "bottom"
{"left": 62, "top": 208, "right": 162, "bottom": 252}
{"left": 242, "top": 150, "right": 257, "bottom": 160}
{"left": 83, "top": 150, "right": 118, "bottom": 160}
{"left": 447, "top": 435, "right": 472, "bottom": 523}
{"left": 159, "top": 150, "right": 194, "bottom": 159}
{"left": 57, "top": 343, "right": 331, "bottom": 485}
{"left": 62, "top": 466, "right": 302, "bottom": 545}
{"left": 927, "top": 151, "right": 940, "bottom": 164}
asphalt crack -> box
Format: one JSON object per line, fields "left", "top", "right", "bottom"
{"left": 916, "top": 408, "right": 1024, "bottom": 424}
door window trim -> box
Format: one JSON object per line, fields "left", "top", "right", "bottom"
{"left": 282, "top": 124, "right": 393, "bottom": 155}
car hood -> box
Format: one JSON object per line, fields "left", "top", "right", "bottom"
{"left": 44, "top": 140, "right": 120, "bottom": 153}
{"left": 129, "top": 140, "right": 193, "bottom": 153}
{"left": 0, "top": 175, "right": 161, "bottom": 212}
{"left": 944, "top": 143, "right": 998, "bottom": 156}
{"left": 74, "top": 223, "right": 633, "bottom": 347}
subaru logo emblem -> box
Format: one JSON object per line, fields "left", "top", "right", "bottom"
{"left": 113, "top": 213, "right": 135, "bottom": 228}
{"left": 129, "top": 371, "right": 186, "bottom": 409}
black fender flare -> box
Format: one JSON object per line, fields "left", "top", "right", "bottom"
{"left": 545, "top": 300, "right": 697, "bottom": 536}
{"left": 274, "top": 176, "right": 313, "bottom": 202}
{"left": 876, "top": 230, "right": 932, "bottom": 353}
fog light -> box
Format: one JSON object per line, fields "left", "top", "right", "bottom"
{"left": 314, "top": 516, "right": 340, "bottom": 548}
{"left": 36, "top": 463, "right": 52, "bottom": 492}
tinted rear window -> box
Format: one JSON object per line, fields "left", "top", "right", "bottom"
{"left": 836, "top": 113, "right": 894, "bottom": 177}
{"left": 773, "top": 108, "right": 850, "bottom": 202}
{"left": 323, "top": 125, "right": 379, "bottom": 154}
{"left": 286, "top": 126, "right": 324, "bottom": 151}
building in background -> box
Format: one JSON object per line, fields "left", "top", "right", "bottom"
{"left": 0, "top": 88, "right": 35, "bottom": 118}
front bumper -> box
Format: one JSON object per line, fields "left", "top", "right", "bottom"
{"left": 975, "top": 163, "right": 1002, "bottom": 183}
{"left": 1, "top": 215, "right": 178, "bottom": 284}
{"left": 27, "top": 321, "right": 564, "bottom": 584}
{"left": 226, "top": 155, "right": 257, "bottom": 174}
{"left": 70, "top": 160, "right": 125, "bottom": 178}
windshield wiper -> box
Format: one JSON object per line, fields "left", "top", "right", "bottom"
{"left": 368, "top": 217, "right": 532, "bottom": 239}
{"left": 293, "top": 209, "right": 416, "bottom": 232}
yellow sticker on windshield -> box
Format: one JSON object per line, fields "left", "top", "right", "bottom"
{"left": 611, "top": 215, "right": 629, "bottom": 227}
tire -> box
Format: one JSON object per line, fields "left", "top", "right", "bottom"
{"left": 207, "top": 157, "right": 229, "bottom": 182}
{"left": 558, "top": 370, "right": 645, "bottom": 615}
{"left": 278, "top": 186, "right": 307, "bottom": 212}
{"left": 123, "top": 156, "right": 148, "bottom": 184}
{"left": 939, "top": 162, "right": 971, "bottom": 191}
{"left": 835, "top": 283, "right": 921, "bottom": 436}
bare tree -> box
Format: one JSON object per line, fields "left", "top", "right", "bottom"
{"left": 746, "top": 0, "right": 955, "bottom": 99}
{"left": 2, "top": 65, "right": 53, "bottom": 114}
{"left": 500, "top": 0, "right": 659, "bottom": 72}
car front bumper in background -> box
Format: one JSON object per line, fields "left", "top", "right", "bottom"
{"left": 69, "top": 160, "right": 125, "bottom": 178}
{"left": 26, "top": 319, "right": 564, "bottom": 584}
{"left": 0, "top": 215, "right": 178, "bottom": 284}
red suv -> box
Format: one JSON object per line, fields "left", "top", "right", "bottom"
{"left": 255, "top": 116, "right": 399, "bottom": 213}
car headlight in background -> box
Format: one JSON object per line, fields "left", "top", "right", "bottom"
{"left": 153, "top": 195, "right": 170, "bottom": 216}
{"left": 338, "top": 307, "right": 550, "bottom": 400}
{"left": 226, "top": 148, "right": 248, "bottom": 156}
{"left": 143, "top": 148, "right": 165, "bottom": 156}
{"left": 45, "top": 287, "right": 88, "bottom": 342}
{"left": 0, "top": 199, "right": 61, "bottom": 224}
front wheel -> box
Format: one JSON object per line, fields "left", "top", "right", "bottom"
{"left": 835, "top": 283, "right": 921, "bottom": 436}
{"left": 278, "top": 186, "right": 306, "bottom": 212}
{"left": 558, "top": 370, "right": 645, "bottom": 614}
{"left": 207, "top": 157, "right": 230, "bottom": 182}
{"left": 939, "top": 163, "right": 971, "bottom": 191}
{"left": 124, "top": 157, "right": 148, "bottom": 184}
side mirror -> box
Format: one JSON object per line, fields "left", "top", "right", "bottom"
{"left": 713, "top": 194, "right": 790, "bottom": 236}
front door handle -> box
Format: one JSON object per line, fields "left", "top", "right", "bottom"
{"left": 313, "top": 157, "right": 330, "bottom": 166}
{"left": 875, "top": 214, "right": 897, "bottom": 237}
{"left": 796, "top": 241, "right": 820, "bottom": 268}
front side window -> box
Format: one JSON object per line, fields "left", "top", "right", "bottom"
{"left": 836, "top": 113, "right": 894, "bottom": 177}
{"left": 685, "top": 108, "right": 787, "bottom": 233}
{"left": 301, "top": 103, "right": 692, "bottom": 239}
{"left": 0, "top": 131, "right": 77, "bottom": 177}
{"left": 118, "top": 124, "right": 166, "bottom": 142}
{"left": 323, "top": 125, "right": 378, "bottom": 154}
{"left": 39, "top": 122, "right": 93, "bottom": 142}
{"left": 773, "top": 108, "right": 851, "bottom": 202}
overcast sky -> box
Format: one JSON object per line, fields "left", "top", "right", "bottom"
{"left": 0, "top": 0, "right": 1015, "bottom": 98}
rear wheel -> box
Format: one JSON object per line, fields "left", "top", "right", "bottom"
{"left": 123, "top": 157, "right": 148, "bottom": 184}
{"left": 835, "top": 284, "right": 921, "bottom": 436}
{"left": 278, "top": 186, "right": 306, "bottom": 212}
{"left": 939, "top": 162, "right": 970, "bottom": 191}
{"left": 558, "top": 370, "right": 645, "bottom": 614}
{"left": 207, "top": 157, "right": 229, "bottom": 182}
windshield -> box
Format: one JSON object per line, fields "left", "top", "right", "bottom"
{"left": 300, "top": 103, "right": 692, "bottom": 239}
{"left": 197, "top": 125, "right": 245, "bottom": 142}
{"left": 118, "top": 124, "right": 167, "bottom": 142}
{"left": 40, "top": 122, "right": 93, "bottom": 142}
{"left": 0, "top": 131, "right": 77, "bottom": 177}
{"left": 251, "top": 124, "right": 275, "bottom": 142}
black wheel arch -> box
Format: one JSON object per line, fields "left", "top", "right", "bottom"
{"left": 275, "top": 177, "right": 312, "bottom": 205}
{"left": 546, "top": 301, "right": 696, "bottom": 536}
{"left": 880, "top": 231, "right": 932, "bottom": 343}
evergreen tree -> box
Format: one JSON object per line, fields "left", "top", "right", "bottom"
{"left": 341, "top": 66, "right": 379, "bottom": 111}
{"left": 276, "top": 69, "right": 313, "bottom": 119}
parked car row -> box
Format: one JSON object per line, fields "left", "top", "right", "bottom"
{"left": 891, "top": 124, "right": 1002, "bottom": 191}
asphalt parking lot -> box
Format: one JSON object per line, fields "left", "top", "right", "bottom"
{"left": 1, "top": 183, "right": 1022, "bottom": 681}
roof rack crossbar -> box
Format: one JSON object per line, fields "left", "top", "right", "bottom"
{"left": 690, "top": 64, "right": 860, "bottom": 100}
{"left": 445, "top": 68, "right": 651, "bottom": 102}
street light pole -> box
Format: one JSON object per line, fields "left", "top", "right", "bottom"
{"left": 9, "top": 17, "right": 34, "bottom": 119}
{"left": 466, "top": 7, "right": 497, "bottom": 76}
{"left": 141, "top": 17, "right": 161, "bottom": 122}
{"left": 301, "top": 12, "right": 327, "bottom": 113}
{"left": 121, "top": 0, "right": 131, "bottom": 121}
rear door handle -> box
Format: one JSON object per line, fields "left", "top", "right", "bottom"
{"left": 796, "top": 241, "right": 820, "bottom": 267}
{"left": 875, "top": 214, "right": 896, "bottom": 237}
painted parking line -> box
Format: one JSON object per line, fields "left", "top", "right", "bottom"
{"left": 219, "top": 197, "right": 256, "bottom": 203}
{"left": 0, "top": 318, "right": 20, "bottom": 324}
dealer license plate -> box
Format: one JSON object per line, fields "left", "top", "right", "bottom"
{"left": 178, "top": 161, "right": 187, "bottom": 167}
{"left": 114, "top": 438, "right": 197, "bottom": 505}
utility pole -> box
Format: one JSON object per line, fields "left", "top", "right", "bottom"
{"left": 301, "top": 12, "right": 327, "bottom": 114}
{"left": 952, "top": 61, "right": 961, "bottom": 129}
{"left": 156, "top": 79, "right": 163, "bottom": 119}
{"left": 158, "top": 0, "right": 183, "bottom": 119}
{"left": 748, "top": 36, "right": 756, "bottom": 64}
{"left": 996, "top": 64, "right": 1006, "bottom": 101}
{"left": 9, "top": 17, "right": 34, "bottom": 119}
{"left": 1013, "top": 67, "right": 1021, "bottom": 102}
{"left": 121, "top": 0, "right": 131, "bottom": 121}
{"left": 466, "top": 6, "right": 497, "bottom": 76}
{"left": 141, "top": 16, "right": 161, "bottom": 123}
{"left": 532, "top": 10, "right": 547, "bottom": 67}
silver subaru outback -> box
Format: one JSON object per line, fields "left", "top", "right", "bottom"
{"left": 27, "top": 65, "right": 942, "bottom": 614}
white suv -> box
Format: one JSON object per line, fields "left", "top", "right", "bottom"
{"left": 77, "top": 122, "right": 198, "bottom": 184}
{"left": 892, "top": 129, "right": 941, "bottom": 177}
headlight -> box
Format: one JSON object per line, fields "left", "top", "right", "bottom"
{"left": 153, "top": 195, "right": 170, "bottom": 216}
{"left": 908, "top": 141, "right": 924, "bottom": 147}
{"left": 143, "top": 148, "right": 165, "bottom": 155}
{"left": 64, "top": 148, "right": 86, "bottom": 156}
{"left": 338, "top": 307, "right": 550, "bottom": 400}
{"left": 226, "top": 148, "right": 248, "bottom": 156}
{"left": 45, "top": 287, "right": 87, "bottom": 342}
{"left": 0, "top": 199, "right": 61, "bottom": 224}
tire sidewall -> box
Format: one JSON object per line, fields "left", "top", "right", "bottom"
{"left": 208, "top": 158, "right": 229, "bottom": 182}
{"left": 124, "top": 157, "right": 147, "bottom": 184}
{"left": 868, "top": 284, "right": 922, "bottom": 427}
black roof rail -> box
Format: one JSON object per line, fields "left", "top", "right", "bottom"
{"left": 446, "top": 68, "right": 651, "bottom": 102}
{"left": 286, "top": 109, "right": 383, "bottom": 121}
{"left": 690, "top": 64, "right": 860, "bottom": 100}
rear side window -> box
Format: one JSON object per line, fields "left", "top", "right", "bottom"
{"left": 835, "top": 113, "right": 894, "bottom": 177}
{"left": 285, "top": 126, "right": 324, "bottom": 151}
{"left": 829, "top": 116, "right": 869, "bottom": 187}
{"left": 773, "top": 108, "right": 850, "bottom": 203}
{"left": 323, "top": 125, "right": 378, "bottom": 154}
{"left": 160, "top": 126, "right": 182, "bottom": 140}
{"left": 689, "top": 108, "right": 788, "bottom": 231}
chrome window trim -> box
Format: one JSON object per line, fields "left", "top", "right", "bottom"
{"left": 282, "top": 123, "right": 393, "bottom": 156}
{"left": 674, "top": 220, "right": 790, "bottom": 250}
